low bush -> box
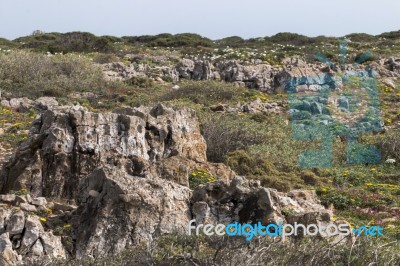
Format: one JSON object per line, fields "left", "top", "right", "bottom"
{"left": 92, "top": 53, "right": 119, "bottom": 64}
{"left": 125, "top": 76, "right": 154, "bottom": 88}
{"left": 199, "top": 113, "right": 267, "bottom": 162}
{"left": 161, "top": 80, "right": 247, "bottom": 105}
{"left": 376, "top": 129, "right": 400, "bottom": 163}
{"left": 0, "top": 50, "right": 105, "bottom": 97}
{"left": 51, "top": 233, "right": 400, "bottom": 266}
{"left": 226, "top": 149, "right": 278, "bottom": 176}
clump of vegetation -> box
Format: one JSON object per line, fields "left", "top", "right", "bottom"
{"left": 50, "top": 233, "right": 400, "bottom": 266}
{"left": 92, "top": 53, "right": 119, "bottom": 64}
{"left": 376, "top": 129, "right": 400, "bottom": 163}
{"left": 199, "top": 112, "right": 267, "bottom": 162}
{"left": 162, "top": 80, "right": 248, "bottom": 105}
{"left": 188, "top": 170, "right": 216, "bottom": 189}
{"left": 125, "top": 76, "right": 154, "bottom": 88}
{"left": 226, "top": 149, "right": 277, "bottom": 176}
{"left": 0, "top": 50, "right": 105, "bottom": 97}
{"left": 15, "top": 31, "right": 116, "bottom": 53}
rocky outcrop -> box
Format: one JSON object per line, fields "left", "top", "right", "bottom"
{"left": 0, "top": 103, "right": 347, "bottom": 264}
{"left": 0, "top": 97, "right": 58, "bottom": 112}
{"left": 0, "top": 194, "right": 68, "bottom": 265}
{"left": 100, "top": 56, "right": 400, "bottom": 92}
{"left": 192, "top": 176, "right": 332, "bottom": 226}
{"left": 0, "top": 103, "right": 229, "bottom": 197}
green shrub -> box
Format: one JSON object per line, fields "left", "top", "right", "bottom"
{"left": 376, "top": 129, "right": 400, "bottom": 163}
{"left": 92, "top": 53, "right": 119, "bottom": 64}
{"left": 15, "top": 32, "right": 115, "bottom": 53}
{"left": 161, "top": 80, "right": 247, "bottom": 105}
{"left": 226, "top": 149, "right": 277, "bottom": 176}
{"left": 0, "top": 50, "right": 105, "bottom": 97}
{"left": 300, "top": 170, "right": 321, "bottom": 185}
{"left": 199, "top": 113, "right": 267, "bottom": 163}
{"left": 125, "top": 76, "right": 154, "bottom": 88}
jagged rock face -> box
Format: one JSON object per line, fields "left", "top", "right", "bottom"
{"left": 74, "top": 167, "right": 192, "bottom": 259}
{"left": 100, "top": 56, "right": 400, "bottom": 92}
{"left": 191, "top": 176, "right": 332, "bottom": 226}
{"left": 0, "top": 103, "right": 209, "bottom": 198}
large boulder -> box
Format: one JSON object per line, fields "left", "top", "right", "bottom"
{"left": 0, "top": 103, "right": 211, "bottom": 198}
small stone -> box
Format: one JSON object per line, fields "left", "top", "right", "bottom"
{"left": 31, "top": 197, "right": 47, "bottom": 207}
{"left": 15, "top": 195, "right": 28, "bottom": 205}
{"left": 0, "top": 195, "right": 16, "bottom": 204}
{"left": 89, "top": 190, "right": 99, "bottom": 198}
{"left": 53, "top": 202, "right": 77, "bottom": 212}
{"left": 20, "top": 203, "right": 37, "bottom": 212}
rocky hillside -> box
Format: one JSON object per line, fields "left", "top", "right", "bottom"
{"left": 0, "top": 31, "right": 399, "bottom": 265}
{"left": 0, "top": 103, "right": 344, "bottom": 265}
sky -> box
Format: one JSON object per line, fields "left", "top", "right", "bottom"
{"left": 0, "top": 0, "right": 399, "bottom": 40}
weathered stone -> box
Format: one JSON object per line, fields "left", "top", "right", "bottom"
{"left": 30, "top": 239, "right": 44, "bottom": 256}
{"left": 0, "top": 195, "right": 15, "bottom": 204}
{"left": 53, "top": 202, "right": 77, "bottom": 212}
{"left": 0, "top": 104, "right": 208, "bottom": 197}
{"left": 6, "top": 211, "right": 25, "bottom": 236}
{"left": 15, "top": 195, "right": 29, "bottom": 205}
{"left": 0, "top": 233, "right": 21, "bottom": 265}
{"left": 40, "top": 231, "right": 66, "bottom": 259}
{"left": 192, "top": 176, "right": 332, "bottom": 226}
{"left": 31, "top": 197, "right": 47, "bottom": 207}
{"left": 20, "top": 203, "right": 37, "bottom": 212}
{"left": 34, "top": 97, "right": 59, "bottom": 110}
{"left": 0, "top": 209, "right": 11, "bottom": 234}
{"left": 75, "top": 167, "right": 192, "bottom": 259}
{"left": 20, "top": 216, "right": 44, "bottom": 255}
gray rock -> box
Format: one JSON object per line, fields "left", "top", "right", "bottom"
{"left": 20, "top": 203, "right": 37, "bottom": 212}
{"left": 30, "top": 239, "right": 44, "bottom": 257}
{"left": 20, "top": 216, "right": 44, "bottom": 255}
{"left": 6, "top": 211, "right": 25, "bottom": 236}
{"left": 1, "top": 104, "right": 208, "bottom": 197}
{"left": 0, "top": 195, "right": 15, "bottom": 204}
{"left": 34, "top": 97, "right": 59, "bottom": 110}
{"left": 31, "top": 197, "right": 47, "bottom": 207}
{"left": 0, "top": 209, "right": 11, "bottom": 234}
{"left": 40, "top": 231, "right": 66, "bottom": 259}
{"left": 53, "top": 202, "right": 77, "bottom": 212}
{"left": 0, "top": 233, "right": 21, "bottom": 265}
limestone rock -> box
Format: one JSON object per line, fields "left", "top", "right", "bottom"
{"left": 0, "top": 103, "right": 208, "bottom": 198}
{"left": 6, "top": 211, "right": 25, "bottom": 236}
{"left": 0, "top": 233, "right": 21, "bottom": 266}
{"left": 191, "top": 176, "right": 332, "bottom": 226}
{"left": 0, "top": 195, "right": 15, "bottom": 204}
{"left": 20, "top": 203, "right": 37, "bottom": 212}
{"left": 31, "top": 197, "right": 47, "bottom": 207}
{"left": 40, "top": 231, "right": 66, "bottom": 259}
{"left": 20, "top": 216, "right": 44, "bottom": 254}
